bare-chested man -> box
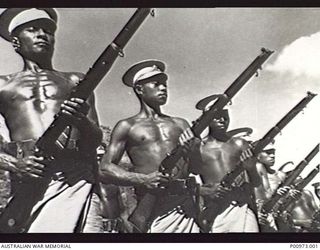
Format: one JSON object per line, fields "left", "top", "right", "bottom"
{"left": 99, "top": 60, "right": 200, "bottom": 233}
{"left": 277, "top": 178, "right": 319, "bottom": 232}
{"left": 0, "top": 8, "right": 103, "bottom": 232}
{"left": 189, "top": 95, "right": 261, "bottom": 233}
{"left": 254, "top": 145, "right": 291, "bottom": 231}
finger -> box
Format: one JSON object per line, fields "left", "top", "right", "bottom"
{"left": 245, "top": 150, "right": 251, "bottom": 158}
{"left": 29, "top": 156, "right": 45, "bottom": 162}
{"left": 185, "top": 128, "right": 194, "bottom": 139}
{"left": 29, "top": 168, "right": 45, "bottom": 177}
{"left": 26, "top": 172, "right": 43, "bottom": 178}
{"left": 179, "top": 134, "right": 186, "bottom": 145}
{"left": 240, "top": 154, "right": 244, "bottom": 161}
{"left": 61, "top": 103, "right": 78, "bottom": 113}
{"left": 70, "top": 98, "right": 85, "bottom": 104}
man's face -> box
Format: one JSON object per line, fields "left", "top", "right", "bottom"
{"left": 138, "top": 80, "right": 168, "bottom": 106}
{"left": 13, "top": 22, "right": 55, "bottom": 58}
{"left": 258, "top": 149, "right": 275, "bottom": 167}
{"left": 209, "top": 111, "right": 230, "bottom": 132}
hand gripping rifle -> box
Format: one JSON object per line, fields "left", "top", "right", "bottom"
{"left": 199, "top": 92, "right": 317, "bottom": 233}
{"left": 128, "top": 48, "right": 274, "bottom": 233}
{"left": 262, "top": 143, "right": 319, "bottom": 216}
{"left": 277, "top": 164, "right": 320, "bottom": 215}
{"left": 0, "top": 8, "right": 153, "bottom": 233}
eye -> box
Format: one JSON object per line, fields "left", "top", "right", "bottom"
{"left": 25, "top": 27, "right": 36, "bottom": 32}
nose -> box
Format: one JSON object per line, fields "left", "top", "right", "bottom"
{"left": 218, "top": 117, "right": 225, "bottom": 122}
{"left": 36, "top": 28, "right": 48, "bottom": 38}
{"left": 158, "top": 83, "right": 167, "bottom": 91}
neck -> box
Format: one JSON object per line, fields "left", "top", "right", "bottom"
{"left": 23, "top": 57, "right": 53, "bottom": 71}
{"left": 257, "top": 162, "right": 275, "bottom": 174}
{"left": 208, "top": 128, "right": 229, "bottom": 142}
{"left": 139, "top": 100, "right": 163, "bottom": 118}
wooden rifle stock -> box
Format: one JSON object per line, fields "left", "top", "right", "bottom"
{"left": 128, "top": 48, "right": 274, "bottom": 232}
{"left": 199, "top": 92, "right": 317, "bottom": 232}
{"left": 0, "top": 8, "right": 152, "bottom": 233}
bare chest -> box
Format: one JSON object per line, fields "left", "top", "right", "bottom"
{"left": 0, "top": 72, "right": 75, "bottom": 112}
{"left": 200, "top": 141, "right": 242, "bottom": 174}
{"left": 127, "top": 119, "right": 183, "bottom": 147}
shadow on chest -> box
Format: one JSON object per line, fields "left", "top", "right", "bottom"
{"left": 201, "top": 141, "right": 242, "bottom": 164}
{"left": 128, "top": 119, "right": 182, "bottom": 146}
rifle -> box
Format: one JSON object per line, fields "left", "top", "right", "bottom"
{"left": 277, "top": 164, "right": 320, "bottom": 215}
{"left": 0, "top": 8, "right": 153, "bottom": 233}
{"left": 261, "top": 143, "right": 319, "bottom": 215}
{"left": 198, "top": 92, "right": 317, "bottom": 233}
{"left": 128, "top": 48, "right": 274, "bottom": 233}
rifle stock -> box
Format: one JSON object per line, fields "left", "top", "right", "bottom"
{"left": 199, "top": 92, "right": 317, "bottom": 232}
{"left": 0, "top": 8, "right": 152, "bottom": 233}
{"left": 128, "top": 48, "right": 274, "bottom": 232}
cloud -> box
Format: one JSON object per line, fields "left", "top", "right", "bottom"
{"left": 266, "top": 32, "right": 320, "bottom": 78}
{"left": 264, "top": 32, "right": 320, "bottom": 179}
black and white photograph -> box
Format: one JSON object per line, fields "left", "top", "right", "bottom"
{"left": 0, "top": 6, "right": 318, "bottom": 242}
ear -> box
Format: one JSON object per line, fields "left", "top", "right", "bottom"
{"left": 134, "top": 84, "right": 144, "bottom": 96}
{"left": 11, "top": 36, "right": 20, "bottom": 51}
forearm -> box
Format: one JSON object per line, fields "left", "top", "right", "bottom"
{"left": 99, "top": 162, "right": 148, "bottom": 187}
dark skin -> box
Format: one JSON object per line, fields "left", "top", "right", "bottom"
{"left": 0, "top": 21, "right": 102, "bottom": 179}
{"left": 282, "top": 179, "right": 317, "bottom": 229}
{"left": 99, "top": 78, "right": 194, "bottom": 190}
{"left": 254, "top": 150, "right": 291, "bottom": 226}
{"left": 189, "top": 111, "right": 261, "bottom": 200}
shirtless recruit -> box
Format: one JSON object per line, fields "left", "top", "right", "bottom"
{"left": 190, "top": 95, "right": 261, "bottom": 233}
{"left": 254, "top": 146, "right": 291, "bottom": 231}
{"left": 278, "top": 178, "right": 319, "bottom": 232}
{"left": 0, "top": 8, "right": 103, "bottom": 232}
{"left": 99, "top": 60, "right": 200, "bottom": 233}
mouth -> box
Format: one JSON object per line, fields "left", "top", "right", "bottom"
{"left": 158, "top": 93, "right": 167, "bottom": 98}
{"left": 34, "top": 41, "right": 49, "bottom": 47}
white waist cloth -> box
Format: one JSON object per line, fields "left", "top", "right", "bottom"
{"left": 148, "top": 206, "right": 200, "bottom": 233}
{"left": 210, "top": 203, "right": 259, "bottom": 233}
{"left": 28, "top": 179, "right": 103, "bottom": 233}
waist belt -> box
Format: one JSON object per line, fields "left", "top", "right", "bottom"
{"left": 3, "top": 139, "right": 79, "bottom": 158}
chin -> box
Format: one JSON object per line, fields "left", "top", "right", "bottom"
{"left": 158, "top": 99, "right": 167, "bottom": 105}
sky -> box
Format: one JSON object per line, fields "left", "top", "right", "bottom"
{"left": 0, "top": 8, "right": 319, "bottom": 185}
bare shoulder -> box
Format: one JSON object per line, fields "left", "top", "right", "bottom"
{"left": 302, "top": 190, "right": 314, "bottom": 200}
{"left": 256, "top": 164, "right": 267, "bottom": 176}
{"left": 55, "top": 71, "right": 85, "bottom": 85}
{"left": 229, "top": 137, "right": 249, "bottom": 150}
{"left": 0, "top": 71, "right": 24, "bottom": 86}
{"left": 112, "top": 117, "right": 135, "bottom": 137}
{"left": 171, "top": 116, "right": 190, "bottom": 130}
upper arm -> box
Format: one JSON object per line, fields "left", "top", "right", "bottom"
{"left": 173, "top": 117, "right": 190, "bottom": 131}
{"left": 304, "top": 190, "right": 318, "bottom": 210}
{"left": 102, "top": 120, "right": 131, "bottom": 167}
